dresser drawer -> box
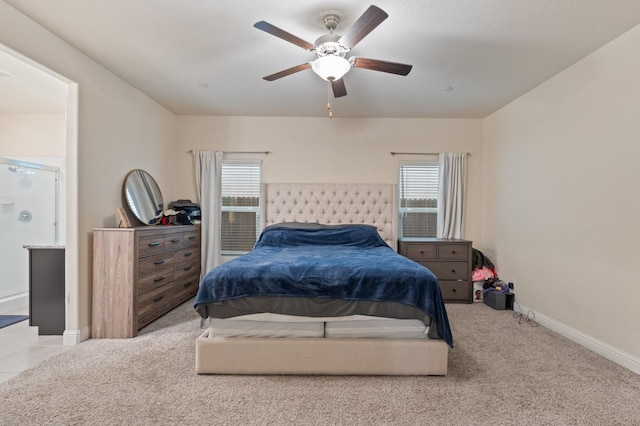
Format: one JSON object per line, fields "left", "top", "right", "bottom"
{"left": 437, "top": 244, "right": 469, "bottom": 261}
{"left": 138, "top": 252, "right": 176, "bottom": 277}
{"left": 138, "top": 281, "right": 176, "bottom": 328}
{"left": 165, "top": 233, "right": 184, "bottom": 250}
{"left": 183, "top": 229, "right": 200, "bottom": 248}
{"left": 175, "top": 256, "right": 200, "bottom": 280}
{"left": 176, "top": 246, "right": 199, "bottom": 264}
{"left": 138, "top": 269, "right": 175, "bottom": 296}
{"left": 138, "top": 234, "right": 168, "bottom": 257}
{"left": 402, "top": 243, "right": 437, "bottom": 261}
{"left": 173, "top": 272, "right": 200, "bottom": 302}
{"left": 421, "top": 261, "right": 468, "bottom": 281}
{"left": 439, "top": 281, "right": 470, "bottom": 301}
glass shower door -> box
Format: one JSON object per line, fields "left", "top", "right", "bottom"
{"left": 0, "top": 158, "right": 59, "bottom": 302}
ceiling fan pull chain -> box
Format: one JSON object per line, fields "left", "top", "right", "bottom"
{"left": 327, "top": 81, "right": 333, "bottom": 118}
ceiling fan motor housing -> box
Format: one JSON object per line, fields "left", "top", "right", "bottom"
{"left": 314, "top": 34, "right": 347, "bottom": 57}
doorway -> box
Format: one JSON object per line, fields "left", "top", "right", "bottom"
{"left": 0, "top": 43, "right": 77, "bottom": 340}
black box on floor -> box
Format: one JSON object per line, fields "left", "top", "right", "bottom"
{"left": 483, "top": 291, "right": 514, "bottom": 310}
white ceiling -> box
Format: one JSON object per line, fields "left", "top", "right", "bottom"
{"left": 4, "top": 0, "right": 640, "bottom": 118}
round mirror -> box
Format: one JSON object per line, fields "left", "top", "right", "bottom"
{"left": 123, "top": 169, "right": 164, "bottom": 225}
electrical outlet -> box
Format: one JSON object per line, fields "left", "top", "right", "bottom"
{"left": 509, "top": 277, "right": 516, "bottom": 291}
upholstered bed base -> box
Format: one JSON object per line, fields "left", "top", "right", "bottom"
{"left": 195, "top": 183, "right": 450, "bottom": 375}
{"left": 196, "top": 330, "right": 449, "bottom": 375}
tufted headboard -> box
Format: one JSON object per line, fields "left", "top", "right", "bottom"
{"left": 263, "top": 183, "right": 397, "bottom": 250}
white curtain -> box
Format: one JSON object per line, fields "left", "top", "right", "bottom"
{"left": 437, "top": 152, "right": 467, "bottom": 239}
{"left": 193, "top": 150, "right": 223, "bottom": 274}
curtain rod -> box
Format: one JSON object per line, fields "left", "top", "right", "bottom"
{"left": 188, "top": 150, "right": 270, "bottom": 155}
{"left": 390, "top": 152, "right": 470, "bottom": 156}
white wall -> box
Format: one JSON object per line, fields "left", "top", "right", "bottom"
{"left": 483, "top": 25, "right": 640, "bottom": 361}
{"left": 0, "top": 113, "right": 65, "bottom": 156}
{"left": 174, "top": 116, "right": 484, "bottom": 246}
{"left": 0, "top": 2, "right": 178, "bottom": 340}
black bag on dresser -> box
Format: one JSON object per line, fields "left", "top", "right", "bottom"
{"left": 168, "top": 199, "right": 201, "bottom": 221}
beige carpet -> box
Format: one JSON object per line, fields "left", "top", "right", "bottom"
{"left": 1, "top": 300, "right": 638, "bottom": 426}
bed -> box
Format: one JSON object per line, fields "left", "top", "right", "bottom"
{"left": 194, "top": 183, "right": 452, "bottom": 375}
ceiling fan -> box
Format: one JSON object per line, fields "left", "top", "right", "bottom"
{"left": 254, "top": 5, "right": 413, "bottom": 99}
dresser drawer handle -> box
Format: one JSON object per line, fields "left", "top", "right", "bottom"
{"left": 153, "top": 295, "right": 164, "bottom": 302}
{"left": 451, "top": 269, "right": 456, "bottom": 273}
{"left": 153, "top": 277, "right": 165, "bottom": 283}
{"left": 452, "top": 250, "right": 456, "bottom": 254}
{"left": 188, "top": 236, "right": 197, "bottom": 240}
{"left": 171, "top": 238, "right": 181, "bottom": 243}
{"left": 183, "top": 266, "right": 193, "bottom": 271}
{"left": 183, "top": 281, "right": 193, "bottom": 288}
{"left": 419, "top": 250, "right": 424, "bottom": 254}
{"left": 184, "top": 252, "right": 193, "bottom": 257}
{"left": 452, "top": 288, "right": 457, "bottom": 293}
{"left": 148, "top": 241, "right": 161, "bottom": 247}
{"left": 154, "top": 260, "right": 165, "bottom": 265}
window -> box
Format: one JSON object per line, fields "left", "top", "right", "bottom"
{"left": 221, "top": 161, "right": 261, "bottom": 255}
{"left": 399, "top": 163, "right": 439, "bottom": 238}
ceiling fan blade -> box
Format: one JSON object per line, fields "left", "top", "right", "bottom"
{"left": 338, "top": 5, "right": 388, "bottom": 49}
{"left": 254, "top": 21, "right": 316, "bottom": 51}
{"left": 331, "top": 78, "right": 347, "bottom": 98}
{"left": 351, "top": 57, "right": 413, "bottom": 76}
{"left": 263, "top": 63, "right": 312, "bottom": 81}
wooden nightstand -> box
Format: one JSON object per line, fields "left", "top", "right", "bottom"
{"left": 398, "top": 239, "right": 473, "bottom": 303}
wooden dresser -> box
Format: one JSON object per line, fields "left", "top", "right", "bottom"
{"left": 398, "top": 239, "right": 473, "bottom": 303}
{"left": 92, "top": 225, "right": 201, "bottom": 338}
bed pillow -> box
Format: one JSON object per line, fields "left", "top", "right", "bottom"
{"left": 255, "top": 223, "right": 389, "bottom": 249}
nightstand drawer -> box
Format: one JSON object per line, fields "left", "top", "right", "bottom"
{"left": 422, "top": 261, "right": 468, "bottom": 281}
{"left": 437, "top": 244, "right": 469, "bottom": 261}
{"left": 439, "top": 281, "right": 470, "bottom": 301}
{"left": 403, "top": 244, "right": 437, "bottom": 261}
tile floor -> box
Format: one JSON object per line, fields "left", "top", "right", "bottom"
{"left": 0, "top": 307, "right": 70, "bottom": 384}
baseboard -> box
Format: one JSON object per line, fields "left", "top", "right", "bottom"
{"left": 63, "top": 325, "right": 91, "bottom": 345}
{"left": 518, "top": 304, "right": 640, "bottom": 375}
{"left": 0, "top": 293, "right": 28, "bottom": 314}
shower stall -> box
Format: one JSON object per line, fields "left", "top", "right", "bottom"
{"left": 0, "top": 157, "right": 60, "bottom": 313}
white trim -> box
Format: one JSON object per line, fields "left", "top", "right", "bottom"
{"left": 64, "top": 82, "right": 79, "bottom": 337}
{"left": 519, "top": 304, "right": 640, "bottom": 375}
{"left": 63, "top": 325, "right": 90, "bottom": 345}
{"left": 0, "top": 293, "right": 28, "bottom": 314}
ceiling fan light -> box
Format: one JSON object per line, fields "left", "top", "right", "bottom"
{"left": 311, "top": 55, "right": 351, "bottom": 81}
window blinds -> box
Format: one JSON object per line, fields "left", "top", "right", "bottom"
{"left": 399, "top": 164, "right": 439, "bottom": 238}
{"left": 221, "top": 161, "right": 261, "bottom": 254}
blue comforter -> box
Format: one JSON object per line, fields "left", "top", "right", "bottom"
{"left": 194, "top": 224, "right": 453, "bottom": 346}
